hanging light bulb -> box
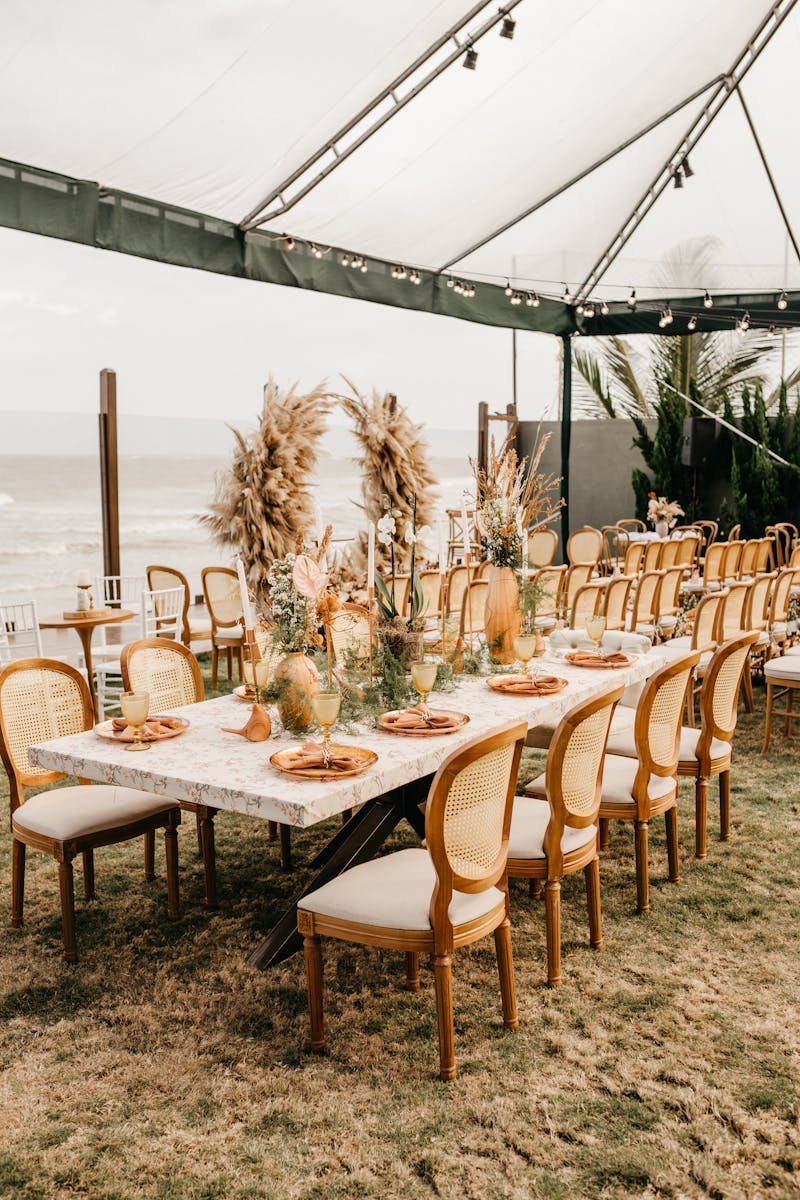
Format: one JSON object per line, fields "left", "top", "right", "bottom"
{"left": 627, "top": 288, "right": 637, "bottom": 310}
{"left": 658, "top": 311, "right": 668, "bottom": 329}
{"left": 576, "top": 301, "right": 585, "bottom": 315}
{"left": 600, "top": 300, "right": 609, "bottom": 315}
{"left": 767, "top": 324, "right": 776, "bottom": 337}
{"left": 463, "top": 45, "right": 478, "bottom": 70}
{"left": 446, "top": 275, "right": 455, "bottom": 289}
{"left": 584, "top": 301, "right": 595, "bottom": 318}
{"left": 410, "top": 269, "right": 421, "bottom": 285}
{"left": 283, "top": 235, "right": 295, "bottom": 251}
{"left": 397, "top": 266, "right": 407, "bottom": 280}
{"left": 563, "top": 285, "right": 572, "bottom": 304}
{"left": 526, "top": 292, "right": 540, "bottom": 308}
{"left": 703, "top": 291, "right": 713, "bottom": 309}
{"left": 454, "top": 280, "right": 464, "bottom": 295}
{"left": 778, "top": 290, "right": 789, "bottom": 310}
{"left": 742, "top": 310, "right": 750, "bottom": 329}
{"left": 665, "top": 305, "right": 673, "bottom": 325}
{"left": 687, "top": 314, "right": 698, "bottom": 331}
{"left": 500, "top": 14, "right": 516, "bottom": 39}
{"left": 504, "top": 280, "right": 513, "bottom": 297}
{"left": 341, "top": 254, "right": 350, "bottom": 267}
{"left": 360, "top": 259, "right": 368, "bottom": 273}
{"left": 466, "top": 282, "right": 476, "bottom": 298}
{"left": 510, "top": 292, "right": 522, "bottom": 306}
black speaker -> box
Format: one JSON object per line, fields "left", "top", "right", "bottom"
{"left": 681, "top": 417, "right": 716, "bottom": 467}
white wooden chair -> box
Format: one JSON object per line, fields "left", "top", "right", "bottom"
{"left": 0, "top": 600, "right": 44, "bottom": 664}
{"left": 95, "top": 587, "right": 185, "bottom": 716}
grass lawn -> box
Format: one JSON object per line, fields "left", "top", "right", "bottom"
{"left": 0, "top": 661, "right": 798, "bottom": 1200}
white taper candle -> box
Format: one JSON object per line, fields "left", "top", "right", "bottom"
{"left": 438, "top": 516, "right": 448, "bottom": 575}
{"left": 367, "top": 522, "right": 376, "bottom": 587}
{"left": 236, "top": 557, "right": 255, "bottom": 629}
{"left": 461, "top": 492, "right": 471, "bottom": 560}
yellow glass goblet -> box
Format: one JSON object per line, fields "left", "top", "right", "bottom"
{"left": 120, "top": 691, "right": 150, "bottom": 752}
{"left": 410, "top": 660, "right": 438, "bottom": 712}
{"left": 585, "top": 614, "right": 607, "bottom": 657}
{"left": 312, "top": 689, "right": 341, "bottom": 768}
{"left": 512, "top": 632, "right": 538, "bottom": 677}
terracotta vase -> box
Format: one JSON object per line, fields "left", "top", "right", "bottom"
{"left": 655, "top": 520, "right": 669, "bottom": 539}
{"left": 274, "top": 653, "right": 319, "bottom": 731}
{"left": 485, "top": 565, "right": 521, "bottom": 664}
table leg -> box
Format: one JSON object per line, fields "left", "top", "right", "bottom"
{"left": 247, "top": 777, "right": 431, "bottom": 971}
{"left": 76, "top": 625, "right": 99, "bottom": 720}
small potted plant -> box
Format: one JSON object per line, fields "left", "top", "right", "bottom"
{"left": 373, "top": 495, "right": 432, "bottom": 669}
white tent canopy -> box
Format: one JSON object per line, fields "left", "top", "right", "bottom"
{"left": 1, "top": 0, "right": 799, "bottom": 326}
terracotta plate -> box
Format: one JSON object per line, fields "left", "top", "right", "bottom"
{"left": 270, "top": 743, "right": 378, "bottom": 781}
{"left": 486, "top": 675, "right": 568, "bottom": 696}
{"left": 564, "top": 652, "right": 635, "bottom": 670}
{"left": 378, "top": 709, "right": 470, "bottom": 736}
{"left": 94, "top": 716, "right": 190, "bottom": 743}
{"left": 233, "top": 685, "right": 257, "bottom": 702}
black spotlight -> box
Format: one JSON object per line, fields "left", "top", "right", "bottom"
{"left": 673, "top": 168, "right": 684, "bottom": 189}
{"left": 682, "top": 156, "right": 694, "bottom": 178}
{"left": 500, "top": 14, "right": 516, "bottom": 39}
{"left": 463, "top": 45, "right": 478, "bottom": 69}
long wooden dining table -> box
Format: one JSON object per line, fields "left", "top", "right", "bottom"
{"left": 29, "top": 649, "right": 665, "bottom": 969}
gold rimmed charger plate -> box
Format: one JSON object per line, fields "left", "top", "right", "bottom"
{"left": 378, "top": 709, "right": 470, "bottom": 736}
{"left": 270, "top": 744, "right": 378, "bottom": 781}
{"left": 94, "top": 715, "right": 191, "bottom": 743}
{"left": 486, "top": 675, "right": 568, "bottom": 697}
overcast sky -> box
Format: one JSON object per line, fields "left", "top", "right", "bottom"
{"left": 0, "top": 226, "right": 560, "bottom": 432}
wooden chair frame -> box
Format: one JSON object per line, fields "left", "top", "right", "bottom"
{"left": 146, "top": 564, "right": 195, "bottom": 646}
{"left": 201, "top": 567, "right": 245, "bottom": 688}
{"left": 528, "top": 527, "right": 558, "bottom": 569}
{"left": 508, "top": 686, "right": 624, "bottom": 986}
{"left": 602, "top": 575, "right": 634, "bottom": 631}
{"left": 298, "top": 722, "right": 526, "bottom": 1081}
{"left": 568, "top": 583, "right": 602, "bottom": 629}
{"left": 0, "top": 658, "right": 180, "bottom": 961}
{"left": 617, "top": 519, "right": 646, "bottom": 535}
{"left": 622, "top": 541, "right": 646, "bottom": 576}
{"left": 566, "top": 526, "right": 602, "bottom": 570}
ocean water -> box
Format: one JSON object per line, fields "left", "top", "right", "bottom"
{"left": 0, "top": 450, "right": 474, "bottom": 615}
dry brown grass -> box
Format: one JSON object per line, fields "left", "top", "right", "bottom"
{"left": 1, "top": 668, "right": 799, "bottom": 1200}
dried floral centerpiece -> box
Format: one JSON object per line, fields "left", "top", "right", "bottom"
{"left": 472, "top": 435, "right": 562, "bottom": 663}
{"left": 647, "top": 493, "right": 684, "bottom": 537}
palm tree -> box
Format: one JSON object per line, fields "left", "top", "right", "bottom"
{"left": 573, "top": 238, "right": 800, "bottom": 418}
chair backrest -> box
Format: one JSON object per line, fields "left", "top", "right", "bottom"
{"left": 564, "top": 563, "right": 593, "bottom": 612}
{"left": 689, "top": 591, "right": 725, "bottom": 651}
{"left": 622, "top": 541, "right": 645, "bottom": 575}
{"left": 675, "top": 534, "right": 700, "bottom": 569}
{"left": 531, "top": 566, "right": 566, "bottom": 617}
{"left": 569, "top": 584, "right": 602, "bottom": 629}
{"left": 655, "top": 567, "right": 684, "bottom": 619}
{"left": 658, "top": 539, "right": 681, "bottom": 569}
{"left": 147, "top": 565, "right": 191, "bottom": 642}
{"left": 696, "top": 633, "right": 759, "bottom": 761}
{"left": 425, "top": 722, "right": 526, "bottom": 931}
{"left": 98, "top": 575, "right": 145, "bottom": 609}
{"left": 756, "top": 536, "right": 775, "bottom": 573}
{"left": 721, "top": 540, "right": 744, "bottom": 580}
{"left": 326, "top": 604, "right": 372, "bottom": 665}
{"left": 566, "top": 526, "right": 602, "bottom": 568}
{"left": 727, "top": 523, "right": 742, "bottom": 542}
{"left": 745, "top": 572, "right": 775, "bottom": 632}
{"left": 474, "top": 559, "right": 492, "bottom": 580}
{"left": 0, "top": 601, "right": 43, "bottom": 664}
{"left": 702, "top": 541, "right": 726, "bottom": 586}
{"left": 617, "top": 518, "right": 646, "bottom": 534}
{"left": 632, "top": 652, "right": 701, "bottom": 805}
{"left": 201, "top": 567, "right": 243, "bottom": 629}
{"left": 0, "top": 659, "right": 93, "bottom": 809}
{"left": 459, "top": 580, "right": 488, "bottom": 636}
{"left": 766, "top": 523, "right": 798, "bottom": 568}
{"left": 142, "top": 586, "right": 185, "bottom": 640}
{"left": 716, "top": 580, "right": 752, "bottom": 642}
{"left": 693, "top": 520, "right": 718, "bottom": 549}
{"left": 768, "top": 568, "right": 798, "bottom": 626}
{"left": 641, "top": 541, "right": 662, "bottom": 572}
{"left": 418, "top": 571, "right": 443, "bottom": 617}
{"left": 601, "top": 526, "right": 629, "bottom": 574}
{"left": 528, "top": 527, "right": 558, "bottom": 568}
{"left": 445, "top": 564, "right": 470, "bottom": 615}
{"left": 390, "top": 572, "right": 411, "bottom": 617}
{"left": 602, "top": 575, "right": 633, "bottom": 631}
{"left": 120, "top": 638, "right": 204, "bottom": 711}
{"left": 787, "top": 545, "right": 800, "bottom": 570}
{"left": 543, "top": 684, "right": 625, "bottom": 868}
{"left": 738, "top": 540, "right": 759, "bottom": 578}
{"left": 630, "top": 570, "right": 663, "bottom": 627}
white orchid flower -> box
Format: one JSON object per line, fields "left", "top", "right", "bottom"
{"left": 376, "top": 513, "right": 396, "bottom": 545}
{"left": 414, "top": 524, "right": 434, "bottom": 557}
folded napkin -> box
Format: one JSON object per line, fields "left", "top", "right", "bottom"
{"left": 492, "top": 674, "right": 565, "bottom": 694}
{"left": 381, "top": 705, "right": 462, "bottom": 731}
{"left": 550, "top": 629, "right": 650, "bottom": 654}
{"left": 565, "top": 650, "right": 633, "bottom": 669}
{"left": 282, "top": 743, "right": 363, "bottom": 772}
{"left": 110, "top": 716, "right": 183, "bottom": 741}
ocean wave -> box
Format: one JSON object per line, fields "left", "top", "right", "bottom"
{"left": 0, "top": 492, "right": 13, "bottom": 507}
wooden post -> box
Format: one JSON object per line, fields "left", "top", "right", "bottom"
{"left": 477, "top": 401, "right": 489, "bottom": 481}
{"left": 99, "top": 369, "right": 120, "bottom": 579}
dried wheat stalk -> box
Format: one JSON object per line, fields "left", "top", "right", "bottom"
{"left": 200, "top": 377, "right": 334, "bottom": 596}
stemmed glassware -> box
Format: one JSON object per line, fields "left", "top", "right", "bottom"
{"left": 512, "top": 631, "right": 538, "bottom": 677}
{"left": 312, "top": 689, "right": 341, "bottom": 768}
{"left": 120, "top": 691, "right": 150, "bottom": 752}
{"left": 585, "top": 614, "right": 607, "bottom": 657}
{"left": 410, "top": 659, "right": 438, "bottom": 713}
{"left": 244, "top": 659, "right": 269, "bottom": 704}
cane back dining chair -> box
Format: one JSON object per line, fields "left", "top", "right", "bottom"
{"left": 622, "top": 540, "right": 646, "bottom": 575}
{"left": 508, "top": 685, "right": 624, "bottom": 986}
{"left": 617, "top": 518, "right": 646, "bottom": 535}
{"left": 0, "top": 659, "right": 181, "bottom": 961}
{"left": 459, "top": 579, "right": 488, "bottom": 641}
{"left": 530, "top": 566, "right": 566, "bottom": 630}
{"left": 201, "top": 567, "right": 245, "bottom": 687}
{"left": 147, "top": 565, "right": 212, "bottom": 649}
{"left": 566, "top": 526, "right": 602, "bottom": 571}
{"left": 568, "top": 583, "right": 602, "bottom": 629}
{"left": 660, "top": 589, "right": 726, "bottom": 724}
{"left": 528, "top": 527, "right": 559, "bottom": 569}
{"left": 325, "top": 603, "right": 372, "bottom": 668}
{"left": 297, "top": 722, "right": 527, "bottom": 1081}
{"left": 602, "top": 575, "right": 634, "bottom": 631}
{"left": 595, "top": 652, "right": 701, "bottom": 913}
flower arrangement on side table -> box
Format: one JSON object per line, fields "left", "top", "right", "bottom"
{"left": 647, "top": 493, "right": 684, "bottom": 538}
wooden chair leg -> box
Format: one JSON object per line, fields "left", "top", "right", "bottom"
{"left": 599, "top": 817, "right": 610, "bottom": 851}
{"left": 433, "top": 953, "right": 456, "bottom": 1081}
{"left": 405, "top": 951, "right": 420, "bottom": 992}
{"left": 236, "top": 644, "right": 244, "bottom": 682}
{"left": 81, "top": 849, "right": 95, "bottom": 900}
{"left": 198, "top": 808, "right": 218, "bottom": 909}
{"left": 11, "top": 839, "right": 25, "bottom": 928}
{"left": 761, "top": 683, "right": 773, "bottom": 754}
{"left": 195, "top": 813, "right": 204, "bottom": 855}
{"left": 785, "top": 686, "right": 794, "bottom": 736}
{"left": 529, "top": 878, "right": 542, "bottom": 900}
{"left": 267, "top": 820, "right": 278, "bottom": 841}
{"left": 58, "top": 858, "right": 78, "bottom": 963}
{"left": 341, "top": 808, "right": 353, "bottom": 825}
{"left": 279, "top": 823, "right": 292, "bottom": 870}
{"left": 695, "top": 777, "right": 708, "bottom": 860}
{"left": 665, "top": 806, "right": 680, "bottom": 883}
{"left": 634, "top": 820, "right": 650, "bottom": 914}
{"left": 211, "top": 645, "right": 219, "bottom": 690}
{"left": 304, "top": 934, "right": 325, "bottom": 1053}
{"left": 144, "top": 830, "right": 155, "bottom": 881}
{"left": 742, "top": 662, "right": 755, "bottom": 713}
{"left": 544, "top": 880, "right": 562, "bottom": 986}
{"left": 719, "top": 770, "right": 731, "bottom": 841}
{"left": 164, "top": 820, "right": 181, "bottom": 920}
{"left": 226, "top": 646, "right": 233, "bottom": 681}
{"left": 584, "top": 856, "right": 603, "bottom": 950}
{"left": 494, "top": 919, "right": 519, "bottom": 1028}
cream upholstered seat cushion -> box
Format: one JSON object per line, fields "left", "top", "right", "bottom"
{"left": 508, "top": 797, "right": 596, "bottom": 859}
{"left": 189, "top": 620, "right": 213, "bottom": 637}
{"left": 605, "top": 718, "right": 729, "bottom": 764}
{"left": 297, "top": 847, "right": 503, "bottom": 931}
{"left": 527, "top": 754, "right": 674, "bottom": 810}
{"left": 12, "top": 785, "right": 178, "bottom": 841}
{"left": 764, "top": 656, "right": 800, "bottom": 682}
{"left": 213, "top": 626, "right": 243, "bottom": 640}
